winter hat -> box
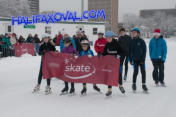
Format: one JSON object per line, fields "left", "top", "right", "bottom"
{"left": 42, "top": 34, "right": 50, "bottom": 39}
{"left": 132, "top": 27, "right": 140, "bottom": 33}
{"left": 98, "top": 29, "right": 104, "bottom": 35}
{"left": 63, "top": 36, "right": 71, "bottom": 43}
{"left": 81, "top": 40, "right": 90, "bottom": 45}
{"left": 105, "top": 31, "right": 116, "bottom": 38}
{"left": 153, "top": 28, "right": 161, "bottom": 36}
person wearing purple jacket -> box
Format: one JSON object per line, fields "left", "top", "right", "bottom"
{"left": 61, "top": 37, "right": 78, "bottom": 95}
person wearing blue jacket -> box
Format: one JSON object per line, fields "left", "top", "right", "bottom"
{"left": 149, "top": 29, "right": 167, "bottom": 86}
{"left": 60, "top": 34, "right": 76, "bottom": 52}
{"left": 129, "top": 27, "right": 148, "bottom": 92}
{"left": 79, "top": 39, "right": 101, "bottom": 95}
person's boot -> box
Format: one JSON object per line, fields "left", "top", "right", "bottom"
{"left": 106, "top": 88, "right": 112, "bottom": 97}
{"left": 142, "top": 84, "right": 148, "bottom": 92}
{"left": 155, "top": 81, "right": 159, "bottom": 87}
{"left": 33, "top": 84, "right": 40, "bottom": 93}
{"left": 132, "top": 84, "right": 137, "bottom": 91}
{"left": 61, "top": 86, "right": 69, "bottom": 94}
{"left": 160, "top": 81, "right": 166, "bottom": 87}
{"left": 70, "top": 83, "right": 75, "bottom": 94}
{"left": 70, "top": 88, "right": 75, "bottom": 94}
{"left": 119, "top": 85, "right": 125, "bottom": 94}
{"left": 93, "top": 85, "right": 101, "bottom": 92}
{"left": 81, "top": 88, "right": 87, "bottom": 95}
{"left": 45, "top": 85, "right": 52, "bottom": 95}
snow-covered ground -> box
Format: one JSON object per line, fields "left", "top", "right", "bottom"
{"left": 0, "top": 39, "right": 176, "bottom": 117}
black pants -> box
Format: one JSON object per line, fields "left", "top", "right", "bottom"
{"left": 38, "top": 61, "right": 51, "bottom": 86}
{"left": 152, "top": 60, "right": 165, "bottom": 83}
{"left": 120, "top": 55, "right": 129, "bottom": 76}
{"left": 64, "top": 82, "right": 74, "bottom": 89}
{"left": 2, "top": 48, "right": 9, "bottom": 57}
{"left": 133, "top": 61, "right": 146, "bottom": 84}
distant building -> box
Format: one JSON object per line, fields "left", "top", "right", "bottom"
{"left": 88, "top": 0, "right": 119, "bottom": 34}
{"left": 28, "top": 0, "right": 40, "bottom": 15}
{"left": 140, "top": 8, "right": 176, "bottom": 18}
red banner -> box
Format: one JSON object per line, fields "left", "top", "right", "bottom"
{"left": 42, "top": 52, "right": 120, "bottom": 86}
{"left": 14, "top": 43, "right": 35, "bottom": 57}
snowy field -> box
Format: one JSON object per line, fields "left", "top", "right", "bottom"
{"left": 0, "top": 38, "right": 176, "bottom": 117}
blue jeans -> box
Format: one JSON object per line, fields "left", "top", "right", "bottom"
{"left": 34, "top": 43, "right": 40, "bottom": 54}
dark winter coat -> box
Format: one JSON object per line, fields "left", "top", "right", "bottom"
{"left": 39, "top": 42, "right": 56, "bottom": 56}
{"left": 103, "top": 39, "right": 122, "bottom": 57}
{"left": 26, "top": 37, "right": 34, "bottom": 43}
{"left": 118, "top": 35, "right": 131, "bottom": 56}
{"left": 74, "top": 37, "right": 89, "bottom": 53}
{"left": 129, "top": 37, "right": 146, "bottom": 62}
{"left": 34, "top": 37, "right": 41, "bottom": 43}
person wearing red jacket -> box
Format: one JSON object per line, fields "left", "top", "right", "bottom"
{"left": 56, "top": 31, "right": 63, "bottom": 46}
{"left": 94, "top": 32, "right": 107, "bottom": 57}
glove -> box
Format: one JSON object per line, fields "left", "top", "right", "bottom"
{"left": 130, "top": 60, "right": 133, "bottom": 65}
{"left": 162, "top": 59, "right": 165, "bottom": 63}
{"left": 74, "top": 55, "right": 79, "bottom": 59}
{"left": 116, "top": 55, "right": 121, "bottom": 59}
{"left": 88, "top": 54, "right": 92, "bottom": 58}
{"left": 98, "top": 53, "right": 102, "bottom": 58}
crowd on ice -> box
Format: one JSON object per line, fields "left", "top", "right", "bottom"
{"left": 0, "top": 27, "right": 167, "bottom": 96}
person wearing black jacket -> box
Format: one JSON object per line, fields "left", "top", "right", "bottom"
{"left": 129, "top": 28, "right": 148, "bottom": 92}
{"left": 118, "top": 28, "right": 131, "bottom": 81}
{"left": 103, "top": 31, "right": 125, "bottom": 96}
{"left": 74, "top": 31, "right": 89, "bottom": 53}
{"left": 33, "top": 34, "right": 56, "bottom": 95}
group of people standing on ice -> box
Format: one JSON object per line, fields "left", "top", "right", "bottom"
{"left": 33, "top": 27, "right": 167, "bottom": 97}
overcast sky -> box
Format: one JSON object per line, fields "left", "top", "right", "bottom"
{"left": 40, "top": 0, "right": 176, "bottom": 21}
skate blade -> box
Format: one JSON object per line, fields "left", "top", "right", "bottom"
{"left": 45, "top": 91, "right": 52, "bottom": 95}
{"left": 160, "top": 85, "right": 167, "bottom": 87}
{"left": 132, "top": 90, "right": 137, "bottom": 93}
{"left": 98, "top": 91, "right": 103, "bottom": 94}
{"left": 80, "top": 93, "right": 87, "bottom": 97}
{"left": 32, "top": 90, "right": 40, "bottom": 93}
{"left": 155, "top": 85, "right": 160, "bottom": 87}
{"left": 143, "top": 91, "right": 149, "bottom": 94}
{"left": 68, "top": 93, "right": 76, "bottom": 96}
{"left": 60, "top": 92, "right": 68, "bottom": 96}
{"left": 105, "top": 95, "right": 112, "bottom": 99}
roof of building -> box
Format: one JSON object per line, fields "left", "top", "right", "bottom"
{"left": 140, "top": 8, "right": 176, "bottom": 18}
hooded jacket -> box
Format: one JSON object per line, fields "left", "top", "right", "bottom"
{"left": 80, "top": 49, "right": 94, "bottom": 57}
{"left": 149, "top": 36, "right": 167, "bottom": 62}
{"left": 39, "top": 42, "right": 56, "bottom": 56}
{"left": 94, "top": 37, "right": 107, "bottom": 54}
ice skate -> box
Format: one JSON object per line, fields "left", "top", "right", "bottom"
{"left": 32, "top": 84, "right": 40, "bottom": 93}
{"left": 45, "top": 86, "right": 52, "bottom": 95}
